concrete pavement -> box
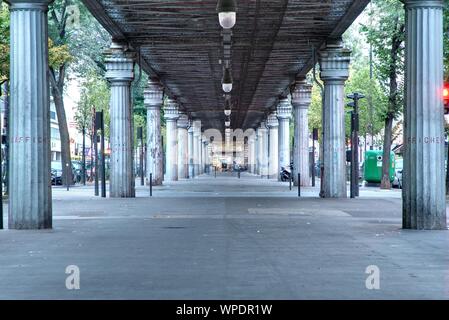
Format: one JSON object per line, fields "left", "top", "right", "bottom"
{"left": 0, "top": 172, "right": 448, "bottom": 299}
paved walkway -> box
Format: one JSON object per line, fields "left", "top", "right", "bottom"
{"left": 0, "top": 172, "right": 448, "bottom": 299}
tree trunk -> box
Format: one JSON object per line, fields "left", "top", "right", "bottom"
{"left": 3, "top": 81, "right": 9, "bottom": 195}
{"left": 380, "top": 21, "right": 402, "bottom": 190}
{"left": 49, "top": 69, "right": 73, "bottom": 186}
{"left": 380, "top": 115, "right": 394, "bottom": 189}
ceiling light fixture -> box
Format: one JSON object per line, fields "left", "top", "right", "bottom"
{"left": 224, "top": 99, "right": 232, "bottom": 116}
{"left": 217, "top": 0, "right": 237, "bottom": 29}
{"left": 222, "top": 67, "right": 233, "bottom": 93}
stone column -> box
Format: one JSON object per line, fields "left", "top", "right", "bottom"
{"left": 267, "top": 113, "right": 279, "bottom": 179}
{"left": 259, "top": 122, "right": 269, "bottom": 177}
{"left": 292, "top": 79, "right": 313, "bottom": 187}
{"left": 144, "top": 79, "right": 164, "bottom": 186}
{"left": 319, "top": 39, "right": 351, "bottom": 198}
{"left": 164, "top": 99, "right": 179, "bottom": 181}
{"left": 177, "top": 113, "right": 189, "bottom": 179}
{"left": 403, "top": 0, "right": 446, "bottom": 229}
{"left": 202, "top": 137, "right": 208, "bottom": 174}
{"left": 188, "top": 124, "right": 195, "bottom": 178}
{"left": 277, "top": 97, "right": 292, "bottom": 181}
{"left": 200, "top": 135, "right": 206, "bottom": 174}
{"left": 256, "top": 128, "right": 263, "bottom": 175}
{"left": 193, "top": 120, "right": 202, "bottom": 176}
{"left": 253, "top": 131, "right": 258, "bottom": 175}
{"left": 248, "top": 133, "right": 256, "bottom": 173}
{"left": 105, "top": 41, "right": 136, "bottom": 198}
{"left": 8, "top": 0, "right": 52, "bottom": 229}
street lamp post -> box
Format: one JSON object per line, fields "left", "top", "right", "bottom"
{"left": 347, "top": 93, "right": 365, "bottom": 198}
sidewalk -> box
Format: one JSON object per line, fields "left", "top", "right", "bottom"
{"left": 0, "top": 173, "right": 447, "bottom": 299}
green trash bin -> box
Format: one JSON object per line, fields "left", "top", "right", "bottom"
{"left": 363, "top": 150, "right": 395, "bottom": 183}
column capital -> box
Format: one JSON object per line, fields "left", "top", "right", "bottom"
{"left": 267, "top": 112, "right": 279, "bottom": 128}
{"left": 144, "top": 79, "right": 164, "bottom": 109}
{"left": 164, "top": 99, "right": 179, "bottom": 121}
{"left": 404, "top": 0, "right": 444, "bottom": 9}
{"left": 104, "top": 41, "right": 136, "bottom": 83}
{"left": 319, "top": 39, "right": 351, "bottom": 82}
{"left": 277, "top": 97, "right": 292, "bottom": 120}
{"left": 8, "top": 0, "right": 53, "bottom": 10}
{"left": 177, "top": 113, "right": 189, "bottom": 129}
{"left": 292, "top": 79, "right": 313, "bottom": 110}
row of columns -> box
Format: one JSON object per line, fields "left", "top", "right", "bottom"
{"left": 6, "top": 0, "right": 446, "bottom": 230}
{"left": 145, "top": 94, "right": 209, "bottom": 183}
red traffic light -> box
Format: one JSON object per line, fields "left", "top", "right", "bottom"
{"left": 444, "top": 83, "right": 449, "bottom": 114}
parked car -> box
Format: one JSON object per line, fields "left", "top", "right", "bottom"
{"left": 51, "top": 161, "right": 75, "bottom": 185}
{"left": 392, "top": 158, "right": 403, "bottom": 188}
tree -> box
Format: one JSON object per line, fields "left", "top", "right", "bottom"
{"left": 361, "top": 0, "right": 405, "bottom": 189}
{"left": 48, "top": 0, "right": 111, "bottom": 185}
{"left": 344, "top": 65, "right": 386, "bottom": 144}
{"left": 0, "top": 3, "right": 9, "bottom": 83}
{"left": 47, "top": 0, "right": 77, "bottom": 185}
{"left": 75, "top": 72, "right": 110, "bottom": 181}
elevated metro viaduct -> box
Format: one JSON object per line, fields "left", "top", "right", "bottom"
{"left": 4, "top": 0, "right": 447, "bottom": 230}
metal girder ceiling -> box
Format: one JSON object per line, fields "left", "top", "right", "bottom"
{"left": 82, "top": 0, "right": 370, "bottom": 131}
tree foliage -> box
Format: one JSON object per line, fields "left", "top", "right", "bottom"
{"left": 360, "top": 0, "right": 405, "bottom": 121}
{"left": 75, "top": 72, "right": 110, "bottom": 137}
{"left": 0, "top": 3, "right": 9, "bottom": 83}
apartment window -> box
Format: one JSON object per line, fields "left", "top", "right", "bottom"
{"left": 51, "top": 128, "right": 60, "bottom": 140}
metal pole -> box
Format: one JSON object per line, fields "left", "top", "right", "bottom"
{"left": 298, "top": 173, "right": 301, "bottom": 197}
{"left": 100, "top": 111, "right": 106, "bottom": 198}
{"left": 350, "top": 111, "right": 355, "bottom": 199}
{"left": 140, "top": 129, "right": 144, "bottom": 186}
{"left": 82, "top": 126, "right": 86, "bottom": 185}
{"left": 94, "top": 131, "right": 99, "bottom": 196}
{"left": 312, "top": 136, "right": 316, "bottom": 187}
{"left": 354, "top": 112, "right": 360, "bottom": 197}
{"left": 238, "top": 168, "right": 240, "bottom": 179}
{"left": 215, "top": 166, "right": 217, "bottom": 178}
{"left": 149, "top": 173, "right": 153, "bottom": 197}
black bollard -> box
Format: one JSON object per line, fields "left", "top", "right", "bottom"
{"left": 215, "top": 166, "right": 217, "bottom": 178}
{"left": 150, "top": 173, "right": 153, "bottom": 197}
{"left": 238, "top": 168, "right": 241, "bottom": 179}
{"left": 289, "top": 174, "right": 292, "bottom": 191}
{"left": 298, "top": 173, "right": 301, "bottom": 197}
